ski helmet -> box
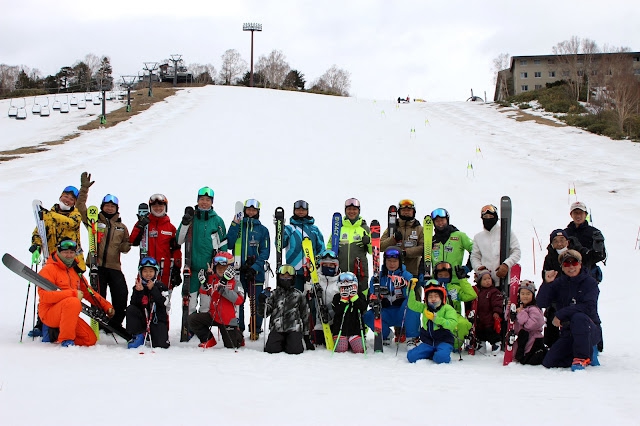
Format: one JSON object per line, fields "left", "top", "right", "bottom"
{"left": 383, "top": 247, "right": 402, "bottom": 261}
{"left": 434, "top": 261, "right": 452, "bottom": 278}
{"left": 423, "top": 279, "right": 447, "bottom": 304}
{"left": 293, "top": 200, "right": 309, "bottom": 216}
{"left": 197, "top": 187, "right": 214, "bottom": 201}
{"left": 277, "top": 264, "right": 295, "bottom": 289}
{"left": 139, "top": 256, "right": 160, "bottom": 279}
{"left": 430, "top": 208, "right": 450, "bottom": 223}
{"left": 318, "top": 250, "right": 339, "bottom": 276}
{"left": 345, "top": 197, "right": 360, "bottom": 210}
{"left": 149, "top": 193, "right": 168, "bottom": 216}
{"left": 213, "top": 252, "right": 234, "bottom": 266}
{"left": 61, "top": 185, "right": 79, "bottom": 200}
{"left": 101, "top": 194, "right": 119, "bottom": 212}
{"left": 480, "top": 204, "right": 498, "bottom": 218}
{"left": 338, "top": 271, "right": 358, "bottom": 297}
{"left": 244, "top": 199, "right": 261, "bottom": 219}
{"left": 398, "top": 199, "right": 415, "bottom": 220}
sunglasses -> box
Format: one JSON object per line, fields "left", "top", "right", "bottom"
{"left": 338, "top": 272, "right": 358, "bottom": 283}
{"left": 102, "top": 194, "right": 119, "bottom": 205}
{"left": 278, "top": 265, "right": 296, "bottom": 275}
{"left": 62, "top": 185, "right": 79, "bottom": 198}
{"left": 480, "top": 204, "right": 497, "bottom": 216}
{"left": 198, "top": 187, "right": 214, "bottom": 198}
{"left": 398, "top": 199, "right": 415, "bottom": 209}
{"left": 149, "top": 194, "right": 167, "bottom": 205}
{"left": 57, "top": 240, "right": 77, "bottom": 251}
{"left": 293, "top": 200, "right": 309, "bottom": 210}
{"left": 244, "top": 199, "right": 261, "bottom": 209}
{"left": 345, "top": 198, "right": 360, "bottom": 208}
{"left": 562, "top": 259, "right": 580, "bottom": 267}
{"left": 139, "top": 256, "right": 158, "bottom": 268}
{"left": 430, "top": 208, "right": 449, "bottom": 220}
{"left": 384, "top": 248, "right": 401, "bottom": 259}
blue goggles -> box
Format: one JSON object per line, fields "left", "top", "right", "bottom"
{"left": 338, "top": 272, "right": 358, "bottom": 283}
{"left": 57, "top": 239, "right": 77, "bottom": 251}
{"left": 384, "top": 248, "right": 401, "bottom": 259}
{"left": 62, "top": 186, "right": 79, "bottom": 198}
{"left": 244, "top": 199, "right": 261, "bottom": 209}
{"left": 430, "top": 208, "right": 449, "bottom": 219}
{"left": 102, "top": 194, "right": 119, "bottom": 205}
{"left": 318, "top": 249, "right": 338, "bottom": 260}
{"left": 213, "top": 255, "right": 230, "bottom": 265}
{"left": 294, "top": 200, "right": 309, "bottom": 210}
{"left": 139, "top": 256, "right": 158, "bottom": 267}
{"left": 198, "top": 187, "right": 214, "bottom": 198}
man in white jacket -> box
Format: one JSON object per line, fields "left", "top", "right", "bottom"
{"left": 470, "top": 204, "right": 521, "bottom": 286}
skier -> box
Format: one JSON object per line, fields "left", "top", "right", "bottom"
{"left": 430, "top": 208, "right": 474, "bottom": 284}
{"left": 326, "top": 198, "right": 371, "bottom": 292}
{"left": 189, "top": 252, "right": 244, "bottom": 349}
{"left": 38, "top": 238, "right": 114, "bottom": 346}
{"left": 380, "top": 199, "right": 424, "bottom": 277}
{"left": 226, "top": 198, "right": 270, "bottom": 341}
{"left": 363, "top": 247, "right": 420, "bottom": 349}
{"left": 308, "top": 250, "right": 340, "bottom": 345}
{"left": 331, "top": 271, "right": 367, "bottom": 353}
{"left": 258, "top": 265, "right": 312, "bottom": 354}
{"left": 539, "top": 250, "right": 601, "bottom": 371}
{"left": 129, "top": 194, "right": 182, "bottom": 311}
{"left": 473, "top": 270, "right": 504, "bottom": 355}
{"left": 512, "top": 280, "right": 546, "bottom": 365}
{"left": 406, "top": 280, "right": 458, "bottom": 364}
{"left": 176, "top": 187, "right": 227, "bottom": 315}
{"left": 76, "top": 191, "right": 131, "bottom": 329}
{"left": 282, "top": 200, "right": 325, "bottom": 292}
{"left": 433, "top": 261, "right": 474, "bottom": 350}
{"left": 470, "top": 203, "right": 521, "bottom": 285}
{"left": 126, "top": 257, "right": 170, "bottom": 349}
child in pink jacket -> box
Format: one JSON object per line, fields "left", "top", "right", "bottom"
{"left": 513, "top": 280, "right": 547, "bottom": 365}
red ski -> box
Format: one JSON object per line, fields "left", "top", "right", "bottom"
{"left": 503, "top": 263, "right": 521, "bottom": 365}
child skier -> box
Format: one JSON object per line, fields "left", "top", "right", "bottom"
{"left": 308, "top": 250, "right": 340, "bottom": 346}
{"left": 474, "top": 269, "right": 504, "bottom": 355}
{"left": 259, "top": 264, "right": 311, "bottom": 354}
{"left": 331, "top": 271, "right": 367, "bottom": 353}
{"left": 126, "top": 257, "right": 170, "bottom": 349}
{"left": 434, "top": 261, "right": 474, "bottom": 350}
{"left": 513, "top": 280, "right": 547, "bottom": 365}
{"left": 188, "top": 252, "right": 244, "bottom": 349}
{"left": 407, "top": 279, "right": 458, "bottom": 364}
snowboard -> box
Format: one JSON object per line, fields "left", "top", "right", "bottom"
{"left": 302, "top": 237, "right": 334, "bottom": 351}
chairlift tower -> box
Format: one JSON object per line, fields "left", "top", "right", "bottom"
{"left": 121, "top": 76, "right": 137, "bottom": 112}
{"left": 169, "top": 54, "right": 182, "bottom": 87}
{"left": 143, "top": 62, "right": 159, "bottom": 97}
{"left": 243, "top": 22, "right": 262, "bottom": 87}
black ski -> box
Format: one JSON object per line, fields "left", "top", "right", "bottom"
{"left": 274, "top": 207, "right": 285, "bottom": 269}
{"left": 180, "top": 206, "right": 194, "bottom": 342}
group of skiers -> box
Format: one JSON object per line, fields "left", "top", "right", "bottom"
{"left": 25, "top": 173, "right": 607, "bottom": 371}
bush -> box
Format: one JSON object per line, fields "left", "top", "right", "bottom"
{"left": 518, "top": 103, "right": 532, "bottom": 110}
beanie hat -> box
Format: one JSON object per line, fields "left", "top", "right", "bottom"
{"left": 549, "top": 229, "right": 568, "bottom": 243}
{"left": 518, "top": 279, "right": 536, "bottom": 295}
{"left": 558, "top": 249, "right": 582, "bottom": 264}
{"left": 475, "top": 269, "right": 493, "bottom": 285}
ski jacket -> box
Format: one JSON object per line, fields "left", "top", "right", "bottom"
{"left": 475, "top": 286, "right": 504, "bottom": 331}
{"left": 176, "top": 208, "right": 228, "bottom": 293}
{"left": 565, "top": 220, "right": 606, "bottom": 279}
{"left": 470, "top": 224, "right": 521, "bottom": 285}
{"left": 130, "top": 214, "right": 182, "bottom": 286}
{"left": 331, "top": 291, "right": 368, "bottom": 336}
{"left": 381, "top": 218, "right": 424, "bottom": 276}
{"left": 312, "top": 271, "right": 340, "bottom": 328}
{"left": 513, "top": 305, "right": 545, "bottom": 356}
{"left": 541, "top": 244, "right": 563, "bottom": 281}
{"left": 407, "top": 289, "right": 457, "bottom": 346}
{"left": 199, "top": 273, "right": 244, "bottom": 326}
{"left": 129, "top": 280, "right": 169, "bottom": 324}
{"left": 327, "top": 216, "right": 371, "bottom": 288}
{"left": 259, "top": 286, "right": 309, "bottom": 334}
{"left": 31, "top": 204, "right": 86, "bottom": 271}
{"left": 227, "top": 216, "right": 270, "bottom": 283}
{"left": 445, "top": 278, "right": 477, "bottom": 315}
{"left": 94, "top": 212, "right": 131, "bottom": 270}
{"left": 537, "top": 268, "right": 600, "bottom": 326}
{"left": 283, "top": 216, "right": 325, "bottom": 274}
{"left": 431, "top": 226, "right": 474, "bottom": 284}
{"left": 368, "top": 266, "right": 413, "bottom": 308}
{"left": 38, "top": 253, "right": 113, "bottom": 320}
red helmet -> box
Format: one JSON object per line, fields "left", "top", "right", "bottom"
{"left": 423, "top": 280, "right": 447, "bottom": 303}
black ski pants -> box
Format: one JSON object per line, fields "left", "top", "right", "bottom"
{"left": 125, "top": 305, "right": 169, "bottom": 348}
{"left": 264, "top": 331, "right": 304, "bottom": 355}
{"left": 188, "top": 312, "right": 243, "bottom": 348}
{"left": 97, "top": 267, "right": 128, "bottom": 328}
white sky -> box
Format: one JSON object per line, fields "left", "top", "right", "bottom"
{"left": 2, "top": 0, "right": 639, "bottom": 101}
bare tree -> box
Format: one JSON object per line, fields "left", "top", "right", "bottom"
{"left": 580, "top": 39, "right": 599, "bottom": 103}
{"left": 0, "top": 64, "right": 20, "bottom": 95}
{"left": 492, "top": 53, "right": 511, "bottom": 84}
{"left": 255, "top": 49, "right": 290, "bottom": 88}
{"left": 553, "top": 36, "right": 583, "bottom": 101}
{"left": 218, "top": 49, "right": 247, "bottom": 85}
{"left": 597, "top": 50, "right": 640, "bottom": 134}
{"left": 315, "top": 65, "right": 351, "bottom": 96}
{"left": 83, "top": 53, "right": 101, "bottom": 90}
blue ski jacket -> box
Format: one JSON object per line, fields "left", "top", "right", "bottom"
{"left": 283, "top": 216, "right": 325, "bottom": 275}
{"left": 227, "top": 216, "right": 271, "bottom": 283}
{"left": 368, "top": 266, "right": 414, "bottom": 308}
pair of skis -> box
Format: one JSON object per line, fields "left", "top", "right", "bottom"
{"left": 499, "top": 196, "right": 521, "bottom": 366}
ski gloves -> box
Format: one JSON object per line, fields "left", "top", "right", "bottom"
{"left": 29, "top": 245, "right": 41, "bottom": 264}
{"left": 182, "top": 207, "right": 195, "bottom": 226}
{"left": 455, "top": 265, "right": 470, "bottom": 279}
{"left": 136, "top": 215, "right": 150, "bottom": 229}
{"left": 495, "top": 263, "right": 509, "bottom": 278}
{"left": 170, "top": 267, "right": 182, "bottom": 288}
{"left": 80, "top": 172, "right": 95, "bottom": 190}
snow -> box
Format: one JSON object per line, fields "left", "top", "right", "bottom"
{"left": 1, "top": 86, "right": 638, "bottom": 425}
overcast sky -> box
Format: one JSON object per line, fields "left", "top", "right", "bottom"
{"left": 2, "top": 0, "right": 638, "bottom": 101}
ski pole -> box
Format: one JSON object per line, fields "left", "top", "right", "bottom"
{"left": 331, "top": 304, "right": 350, "bottom": 355}
{"left": 396, "top": 303, "right": 408, "bottom": 357}
{"left": 532, "top": 238, "right": 536, "bottom": 275}
{"left": 531, "top": 222, "right": 543, "bottom": 251}
{"left": 357, "top": 307, "right": 367, "bottom": 358}
{"left": 20, "top": 281, "right": 31, "bottom": 343}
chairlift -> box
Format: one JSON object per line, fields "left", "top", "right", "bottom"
{"left": 92, "top": 96, "right": 101, "bottom": 105}
{"left": 60, "top": 103, "right": 70, "bottom": 113}
{"left": 16, "top": 107, "right": 27, "bottom": 120}
{"left": 77, "top": 98, "right": 86, "bottom": 109}
{"left": 52, "top": 95, "right": 61, "bottom": 110}
{"left": 105, "top": 92, "right": 112, "bottom": 101}
{"left": 40, "top": 104, "right": 50, "bottom": 116}
{"left": 32, "top": 96, "right": 41, "bottom": 114}
{"left": 85, "top": 92, "right": 92, "bottom": 101}
{"left": 8, "top": 104, "right": 18, "bottom": 118}
{"left": 70, "top": 96, "right": 78, "bottom": 106}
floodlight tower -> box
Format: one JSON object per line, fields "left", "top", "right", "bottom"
{"left": 143, "top": 62, "right": 159, "bottom": 96}
{"left": 121, "top": 76, "right": 137, "bottom": 112}
{"left": 170, "top": 54, "right": 183, "bottom": 87}
{"left": 243, "top": 22, "right": 262, "bottom": 87}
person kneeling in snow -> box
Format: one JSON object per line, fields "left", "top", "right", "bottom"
{"left": 406, "top": 279, "right": 458, "bottom": 364}
{"left": 258, "top": 264, "right": 311, "bottom": 354}
{"left": 38, "top": 238, "right": 114, "bottom": 347}
{"left": 331, "top": 272, "right": 367, "bottom": 353}
{"left": 126, "top": 257, "right": 170, "bottom": 349}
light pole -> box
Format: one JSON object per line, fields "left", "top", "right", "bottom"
{"left": 243, "top": 22, "right": 262, "bottom": 87}
{"left": 143, "top": 62, "right": 158, "bottom": 97}
{"left": 169, "top": 54, "right": 182, "bottom": 87}
{"left": 121, "top": 76, "right": 136, "bottom": 112}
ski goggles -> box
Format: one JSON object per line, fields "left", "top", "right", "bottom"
{"left": 318, "top": 249, "right": 338, "bottom": 260}
{"left": 244, "top": 199, "right": 261, "bottom": 209}
{"left": 398, "top": 199, "right": 415, "bottom": 209}
{"left": 278, "top": 265, "right": 296, "bottom": 275}
{"left": 198, "top": 187, "right": 214, "bottom": 198}
{"left": 384, "top": 247, "right": 402, "bottom": 259}
{"left": 338, "top": 272, "right": 358, "bottom": 284}
{"left": 213, "top": 255, "right": 230, "bottom": 265}
{"left": 57, "top": 240, "right": 77, "bottom": 251}
{"left": 293, "top": 200, "right": 309, "bottom": 210}
{"left": 139, "top": 257, "right": 158, "bottom": 268}
{"left": 149, "top": 193, "right": 167, "bottom": 205}
{"left": 62, "top": 185, "right": 79, "bottom": 198}
{"left": 562, "top": 258, "right": 580, "bottom": 267}
{"left": 480, "top": 204, "right": 498, "bottom": 217}
{"left": 430, "top": 208, "right": 449, "bottom": 220}
{"left": 435, "top": 262, "right": 452, "bottom": 273}
{"left": 344, "top": 198, "right": 360, "bottom": 208}
{"left": 102, "top": 194, "right": 119, "bottom": 205}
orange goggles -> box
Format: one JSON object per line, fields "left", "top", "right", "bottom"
{"left": 480, "top": 204, "right": 497, "bottom": 217}
{"left": 398, "top": 199, "right": 415, "bottom": 209}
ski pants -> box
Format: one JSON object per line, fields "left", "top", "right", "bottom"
{"left": 238, "top": 279, "right": 264, "bottom": 333}
{"left": 265, "top": 331, "right": 304, "bottom": 354}
{"left": 543, "top": 313, "right": 601, "bottom": 368}
{"left": 407, "top": 342, "right": 453, "bottom": 364}
{"left": 188, "top": 312, "right": 242, "bottom": 348}
{"left": 363, "top": 301, "right": 420, "bottom": 339}
{"left": 190, "top": 291, "right": 210, "bottom": 314}
{"left": 334, "top": 335, "right": 365, "bottom": 353}
{"left": 125, "top": 305, "right": 169, "bottom": 348}
{"left": 97, "top": 267, "right": 128, "bottom": 327}
{"left": 40, "top": 297, "right": 97, "bottom": 346}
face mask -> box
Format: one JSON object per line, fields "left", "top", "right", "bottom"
{"left": 58, "top": 253, "right": 75, "bottom": 267}
{"left": 436, "top": 277, "right": 450, "bottom": 285}
{"left": 277, "top": 277, "right": 294, "bottom": 289}
{"left": 556, "top": 246, "right": 568, "bottom": 255}
{"left": 321, "top": 265, "right": 337, "bottom": 276}
{"left": 427, "top": 300, "right": 442, "bottom": 310}
{"left": 482, "top": 216, "right": 498, "bottom": 231}
{"left": 58, "top": 202, "right": 71, "bottom": 211}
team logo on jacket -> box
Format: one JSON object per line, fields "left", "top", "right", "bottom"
{"left": 161, "top": 231, "right": 172, "bottom": 236}
{"left": 150, "top": 230, "right": 158, "bottom": 237}
{"left": 450, "top": 236, "right": 459, "bottom": 241}
{"left": 341, "top": 233, "right": 348, "bottom": 240}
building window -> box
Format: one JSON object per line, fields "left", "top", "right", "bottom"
{"left": 521, "top": 85, "right": 529, "bottom": 91}
{"left": 577, "top": 70, "right": 584, "bottom": 77}
{"left": 549, "top": 71, "right": 556, "bottom": 77}
{"left": 577, "top": 58, "right": 584, "bottom": 64}
{"left": 634, "top": 69, "right": 640, "bottom": 75}
{"left": 534, "top": 72, "right": 542, "bottom": 78}
{"left": 520, "top": 72, "right": 528, "bottom": 78}
{"left": 562, "top": 71, "right": 570, "bottom": 77}
{"left": 591, "top": 70, "right": 598, "bottom": 76}
{"left": 633, "top": 57, "right": 639, "bottom": 62}
{"left": 548, "top": 59, "right": 555, "bottom": 64}
{"left": 535, "top": 85, "right": 542, "bottom": 90}
{"left": 520, "top": 60, "right": 528, "bottom": 65}
{"left": 534, "top": 59, "right": 541, "bottom": 65}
